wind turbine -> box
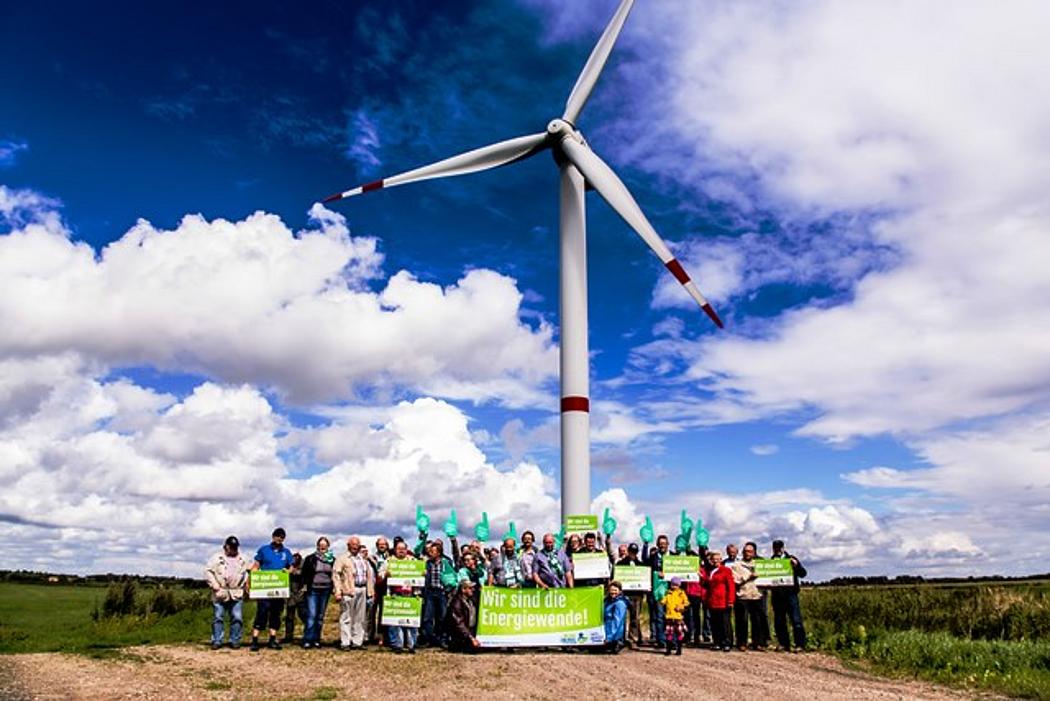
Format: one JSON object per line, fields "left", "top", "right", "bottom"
{"left": 322, "top": 0, "right": 723, "bottom": 519}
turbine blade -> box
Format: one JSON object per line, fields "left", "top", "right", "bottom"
{"left": 559, "top": 138, "right": 724, "bottom": 328}
{"left": 562, "top": 0, "right": 635, "bottom": 124}
{"left": 322, "top": 132, "right": 549, "bottom": 203}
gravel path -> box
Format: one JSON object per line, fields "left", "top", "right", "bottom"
{"left": 0, "top": 644, "right": 983, "bottom": 700}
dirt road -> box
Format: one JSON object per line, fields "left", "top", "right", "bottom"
{"left": 0, "top": 644, "right": 977, "bottom": 700}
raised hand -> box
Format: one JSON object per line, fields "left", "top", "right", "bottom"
{"left": 602, "top": 507, "right": 617, "bottom": 536}
{"left": 695, "top": 526, "right": 710, "bottom": 549}
{"left": 444, "top": 509, "right": 458, "bottom": 538}
{"left": 475, "top": 512, "right": 490, "bottom": 541}
{"left": 416, "top": 505, "right": 430, "bottom": 534}
{"left": 640, "top": 515, "right": 654, "bottom": 544}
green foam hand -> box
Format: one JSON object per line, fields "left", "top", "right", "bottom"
{"left": 503, "top": 521, "right": 518, "bottom": 543}
{"left": 475, "top": 512, "right": 490, "bottom": 541}
{"left": 415, "top": 505, "right": 430, "bottom": 534}
{"left": 675, "top": 534, "right": 688, "bottom": 552}
{"left": 680, "top": 509, "right": 694, "bottom": 540}
{"left": 602, "top": 507, "right": 617, "bottom": 536}
{"left": 639, "top": 515, "right": 654, "bottom": 544}
{"left": 443, "top": 509, "right": 458, "bottom": 538}
{"left": 554, "top": 525, "right": 566, "bottom": 551}
{"left": 653, "top": 573, "right": 668, "bottom": 600}
{"left": 696, "top": 526, "right": 710, "bottom": 549}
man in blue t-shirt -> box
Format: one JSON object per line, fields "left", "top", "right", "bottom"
{"left": 249, "top": 527, "right": 294, "bottom": 651}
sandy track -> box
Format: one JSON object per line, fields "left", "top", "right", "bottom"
{"left": 0, "top": 644, "right": 979, "bottom": 701}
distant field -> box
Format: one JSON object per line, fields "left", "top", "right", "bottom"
{"left": 0, "top": 583, "right": 210, "bottom": 655}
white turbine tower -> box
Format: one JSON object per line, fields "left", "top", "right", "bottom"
{"left": 323, "top": 0, "right": 723, "bottom": 519}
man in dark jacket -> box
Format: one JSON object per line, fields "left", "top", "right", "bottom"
{"left": 446, "top": 577, "right": 481, "bottom": 652}
{"left": 770, "top": 539, "right": 808, "bottom": 651}
{"left": 614, "top": 543, "right": 645, "bottom": 648}
{"left": 642, "top": 534, "right": 670, "bottom": 646}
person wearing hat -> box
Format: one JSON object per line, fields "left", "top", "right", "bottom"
{"left": 204, "top": 535, "right": 250, "bottom": 650}
{"left": 446, "top": 574, "right": 481, "bottom": 652}
{"left": 249, "top": 527, "right": 294, "bottom": 651}
{"left": 614, "top": 542, "right": 645, "bottom": 649}
{"left": 660, "top": 576, "right": 689, "bottom": 656}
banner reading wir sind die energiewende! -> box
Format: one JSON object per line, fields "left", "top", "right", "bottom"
{"left": 476, "top": 586, "right": 605, "bottom": 647}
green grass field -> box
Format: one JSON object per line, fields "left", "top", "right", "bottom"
{"left": 0, "top": 582, "right": 211, "bottom": 656}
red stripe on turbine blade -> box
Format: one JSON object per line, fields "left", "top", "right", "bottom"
{"left": 361, "top": 179, "right": 384, "bottom": 193}
{"left": 560, "top": 396, "right": 590, "bottom": 413}
{"left": 702, "top": 303, "right": 725, "bottom": 329}
{"left": 322, "top": 192, "right": 344, "bottom": 203}
{"left": 665, "top": 258, "right": 690, "bottom": 284}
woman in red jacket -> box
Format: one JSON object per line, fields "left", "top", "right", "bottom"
{"left": 701, "top": 550, "right": 736, "bottom": 652}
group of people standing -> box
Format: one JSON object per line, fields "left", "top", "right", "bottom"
{"left": 204, "top": 524, "right": 809, "bottom": 655}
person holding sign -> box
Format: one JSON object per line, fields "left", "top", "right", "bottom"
{"left": 249, "top": 527, "right": 294, "bottom": 652}
{"left": 642, "top": 528, "right": 670, "bottom": 647}
{"left": 204, "top": 535, "right": 249, "bottom": 650}
{"left": 731, "top": 541, "right": 769, "bottom": 651}
{"left": 770, "top": 539, "right": 808, "bottom": 652}
{"left": 377, "top": 540, "right": 421, "bottom": 653}
{"left": 533, "top": 532, "right": 573, "bottom": 589}
{"left": 613, "top": 543, "right": 647, "bottom": 648}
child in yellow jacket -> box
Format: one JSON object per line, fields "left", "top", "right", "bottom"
{"left": 660, "top": 577, "right": 689, "bottom": 655}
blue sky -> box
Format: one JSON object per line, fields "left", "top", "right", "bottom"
{"left": 2, "top": 1, "right": 1048, "bottom": 578}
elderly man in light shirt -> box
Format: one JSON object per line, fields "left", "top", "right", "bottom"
{"left": 334, "top": 536, "right": 375, "bottom": 650}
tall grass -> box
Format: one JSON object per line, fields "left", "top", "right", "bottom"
{"left": 802, "top": 583, "right": 1050, "bottom": 641}
{"left": 802, "top": 584, "right": 1050, "bottom": 698}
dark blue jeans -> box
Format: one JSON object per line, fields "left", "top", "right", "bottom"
{"left": 647, "top": 594, "right": 665, "bottom": 644}
{"left": 420, "top": 587, "right": 448, "bottom": 646}
{"left": 212, "top": 599, "right": 242, "bottom": 645}
{"left": 772, "top": 589, "right": 807, "bottom": 649}
{"left": 304, "top": 589, "right": 331, "bottom": 644}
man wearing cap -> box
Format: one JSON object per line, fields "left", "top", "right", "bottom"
{"left": 447, "top": 574, "right": 481, "bottom": 652}
{"left": 249, "top": 527, "right": 294, "bottom": 652}
{"left": 204, "top": 535, "right": 249, "bottom": 649}
{"left": 770, "top": 539, "right": 808, "bottom": 651}
{"left": 614, "top": 542, "right": 645, "bottom": 648}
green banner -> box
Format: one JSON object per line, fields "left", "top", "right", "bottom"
{"left": 249, "top": 570, "right": 290, "bottom": 599}
{"left": 754, "top": 558, "right": 795, "bottom": 587}
{"left": 380, "top": 596, "right": 422, "bottom": 627}
{"left": 613, "top": 565, "right": 651, "bottom": 592}
{"left": 564, "top": 514, "right": 599, "bottom": 535}
{"left": 572, "top": 552, "right": 610, "bottom": 580}
{"left": 661, "top": 555, "right": 700, "bottom": 582}
{"left": 385, "top": 558, "right": 425, "bottom": 587}
{"left": 477, "top": 586, "right": 604, "bottom": 647}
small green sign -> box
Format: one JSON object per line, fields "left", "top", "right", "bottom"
{"left": 381, "top": 596, "right": 422, "bottom": 627}
{"left": 613, "top": 565, "right": 651, "bottom": 592}
{"left": 385, "top": 558, "right": 426, "bottom": 587}
{"left": 249, "top": 570, "right": 290, "bottom": 599}
{"left": 564, "top": 514, "right": 599, "bottom": 535}
{"left": 661, "top": 555, "right": 700, "bottom": 582}
{"left": 477, "top": 586, "right": 604, "bottom": 646}
{"left": 754, "top": 558, "right": 795, "bottom": 587}
{"left": 572, "top": 552, "right": 610, "bottom": 580}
